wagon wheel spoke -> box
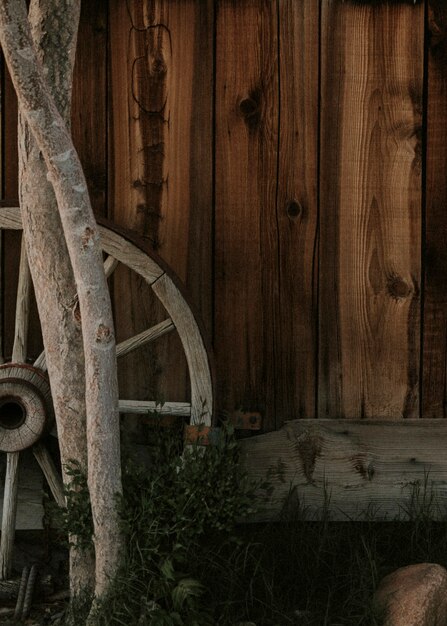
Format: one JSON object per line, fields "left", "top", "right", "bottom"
{"left": 0, "top": 451, "right": 20, "bottom": 579}
{"left": 116, "top": 319, "right": 174, "bottom": 359}
{"left": 12, "top": 240, "right": 31, "bottom": 364}
{"left": 118, "top": 400, "right": 191, "bottom": 416}
{"left": 0, "top": 207, "right": 214, "bottom": 569}
{"left": 104, "top": 255, "right": 119, "bottom": 279}
{"left": 33, "top": 443, "right": 64, "bottom": 507}
{"left": 33, "top": 351, "right": 46, "bottom": 371}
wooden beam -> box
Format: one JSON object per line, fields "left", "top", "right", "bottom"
{"left": 240, "top": 419, "right": 447, "bottom": 521}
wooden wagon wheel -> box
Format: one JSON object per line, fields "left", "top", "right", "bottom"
{"left": 0, "top": 206, "right": 214, "bottom": 579}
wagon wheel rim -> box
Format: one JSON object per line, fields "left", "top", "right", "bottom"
{"left": 0, "top": 205, "right": 214, "bottom": 579}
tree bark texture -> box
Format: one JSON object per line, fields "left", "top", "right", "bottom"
{"left": 0, "top": 0, "right": 122, "bottom": 599}
{"left": 19, "top": 0, "right": 94, "bottom": 597}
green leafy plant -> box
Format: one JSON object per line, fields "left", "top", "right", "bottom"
{"left": 90, "top": 421, "right": 266, "bottom": 625}
{"left": 49, "top": 459, "right": 94, "bottom": 552}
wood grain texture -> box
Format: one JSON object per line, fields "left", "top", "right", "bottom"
{"left": 275, "top": 0, "right": 319, "bottom": 422}
{"left": 0, "top": 451, "right": 19, "bottom": 578}
{"left": 422, "top": 2, "right": 447, "bottom": 418}
{"left": 71, "top": 0, "right": 107, "bottom": 217}
{"left": 0, "top": 451, "right": 42, "bottom": 531}
{"left": 11, "top": 240, "right": 30, "bottom": 363}
{"left": 108, "top": 0, "right": 214, "bottom": 409}
{"left": 152, "top": 273, "right": 213, "bottom": 424}
{"left": 118, "top": 399, "right": 190, "bottom": 416}
{"left": 241, "top": 419, "right": 447, "bottom": 521}
{"left": 32, "top": 442, "right": 64, "bottom": 508}
{"left": 215, "top": 0, "right": 279, "bottom": 429}
{"left": 319, "top": 1, "right": 424, "bottom": 419}
{"left": 3, "top": 65, "right": 20, "bottom": 362}
{"left": 3, "top": 64, "right": 17, "bottom": 200}
{"left": 116, "top": 318, "right": 174, "bottom": 358}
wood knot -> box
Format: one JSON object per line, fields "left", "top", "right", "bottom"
{"left": 239, "top": 97, "right": 258, "bottom": 117}
{"left": 96, "top": 324, "right": 112, "bottom": 344}
{"left": 238, "top": 90, "right": 261, "bottom": 129}
{"left": 387, "top": 276, "right": 412, "bottom": 299}
{"left": 286, "top": 200, "right": 303, "bottom": 220}
{"left": 81, "top": 227, "right": 95, "bottom": 250}
{"left": 150, "top": 56, "right": 167, "bottom": 76}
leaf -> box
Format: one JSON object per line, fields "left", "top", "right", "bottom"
{"left": 171, "top": 578, "right": 205, "bottom": 611}
{"left": 160, "top": 558, "right": 175, "bottom": 581}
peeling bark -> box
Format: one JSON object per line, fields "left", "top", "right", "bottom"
{"left": 0, "top": 0, "right": 122, "bottom": 603}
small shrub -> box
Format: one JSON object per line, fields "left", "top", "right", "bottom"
{"left": 91, "top": 422, "right": 266, "bottom": 625}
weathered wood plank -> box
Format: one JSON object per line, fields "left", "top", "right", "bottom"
{"left": 422, "top": 2, "right": 447, "bottom": 418}
{"left": 275, "top": 0, "right": 319, "bottom": 422}
{"left": 108, "top": 0, "right": 214, "bottom": 409}
{"left": 118, "top": 399, "right": 190, "bottom": 416}
{"left": 0, "top": 452, "right": 19, "bottom": 578}
{"left": 0, "top": 452, "right": 44, "bottom": 531}
{"left": 3, "top": 63, "right": 17, "bottom": 201}
{"left": 71, "top": 0, "right": 108, "bottom": 217}
{"left": 32, "top": 443, "right": 64, "bottom": 509}
{"left": 3, "top": 64, "right": 20, "bottom": 362}
{"left": 11, "top": 241, "right": 30, "bottom": 364}
{"left": 215, "top": 0, "right": 279, "bottom": 430}
{"left": 241, "top": 419, "right": 447, "bottom": 521}
{"left": 319, "top": 1, "right": 424, "bottom": 419}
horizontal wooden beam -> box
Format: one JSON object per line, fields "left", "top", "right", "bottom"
{"left": 240, "top": 419, "right": 447, "bottom": 521}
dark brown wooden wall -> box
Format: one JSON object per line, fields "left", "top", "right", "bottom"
{"left": 2, "top": 0, "right": 447, "bottom": 432}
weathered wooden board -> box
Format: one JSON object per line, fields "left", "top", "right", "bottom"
{"left": 319, "top": 1, "right": 424, "bottom": 419}
{"left": 3, "top": 64, "right": 20, "bottom": 362}
{"left": 108, "top": 0, "right": 213, "bottom": 409}
{"left": 0, "top": 452, "right": 43, "bottom": 530}
{"left": 71, "top": 0, "right": 108, "bottom": 218}
{"left": 215, "top": 0, "right": 279, "bottom": 429}
{"left": 275, "top": 0, "right": 319, "bottom": 422}
{"left": 3, "top": 62, "right": 17, "bottom": 201}
{"left": 423, "top": 2, "right": 447, "bottom": 418}
{"left": 241, "top": 419, "right": 447, "bottom": 521}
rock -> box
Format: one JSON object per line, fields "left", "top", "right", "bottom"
{"left": 374, "top": 563, "right": 447, "bottom": 626}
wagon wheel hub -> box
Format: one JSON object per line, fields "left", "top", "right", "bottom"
{"left": 0, "top": 365, "right": 52, "bottom": 453}
{"left": 0, "top": 208, "right": 214, "bottom": 580}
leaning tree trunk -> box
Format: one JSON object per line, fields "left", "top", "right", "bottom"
{"left": 0, "top": 0, "right": 123, "bottom": 604}
{"left": 18, "top": 0, "right": 94, "bottom": 598}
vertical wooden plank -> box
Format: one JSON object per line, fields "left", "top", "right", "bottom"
{"left": 72, "top": 0, "right": 108, "bottom": 218}
{"left": 3, "top": 67, "right": 17, "bottom": 201}
{"left": 3, "top": 67, "right": 19, "bottom": 361}
{"left": 423, "top": 2, "right": 447, "bottom": 418}
{"left": 275, "top": 1, "right": 319, "bottom": 421}
{"left": 319, "top": 1, "right": 424, "bottom": 419}
{"left": 108, "top": 0, "right": 213, "bottom": 406}
{"left": 215, "top": 0, "right": 279, "bottom": 429}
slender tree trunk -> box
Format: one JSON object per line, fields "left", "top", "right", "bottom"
{"left": 0, "top": 0, "right": 123, "bottom": 603}
{"left": 18, "top": 0, "right": 94, "bottom": 597}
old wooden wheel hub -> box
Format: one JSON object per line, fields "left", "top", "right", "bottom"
{"left": 0, "top": 206, "right": 214, "bottom": 579}
{"left": 0, "top": 365, "right": 52, "bottom": 453}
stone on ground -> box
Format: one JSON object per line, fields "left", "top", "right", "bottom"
{"left": 374, "top": 563, "right": 447, "bottom": 626}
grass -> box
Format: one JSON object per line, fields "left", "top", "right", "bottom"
{"left": 51, "top": 423, "right": 447, "bottom": 625}
{"left": 194, "top": 475, "right": 447, "bottom": 625}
